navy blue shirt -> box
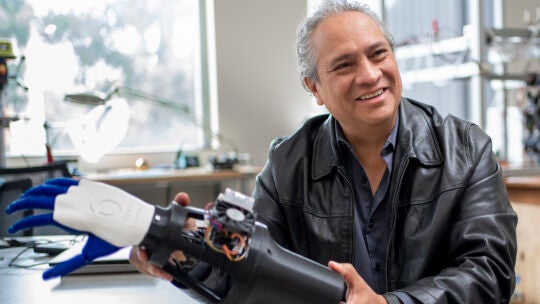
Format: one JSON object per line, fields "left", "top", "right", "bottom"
{"left": 335, "top": 119, "right": 397, "bottom": 293}
{"left": 334, "top": 116, "right": 418, "bottom": 304}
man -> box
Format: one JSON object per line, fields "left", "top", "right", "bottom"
{"left": 131, "top": 1, "right": 517, "bottom": 303}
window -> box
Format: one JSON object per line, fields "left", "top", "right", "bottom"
{"left": 385, "top": 0, "right": 479, "bottom": 121}
{"left": 1, "top": 0, "right": 212, "bottom": 163}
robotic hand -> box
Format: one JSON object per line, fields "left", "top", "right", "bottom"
{"left": 6, "top": 178, "right": 345, "bottom": 304}
{"left": 5, "top": 177, "right": 155, "bottom": 279}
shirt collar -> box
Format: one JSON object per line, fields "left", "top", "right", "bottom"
{"left": 335, "top": 114, "right": 399, "bottom": 156}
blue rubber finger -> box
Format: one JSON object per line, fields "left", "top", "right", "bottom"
{"left": 42, "top": 235, "right": 120, "bottom": 280}
{"left": 7, "top": 213, "right": 54, "bottom": 233}
{"left": 82, "top": 235, "right": 120, "bottom": 260}
{"left": 5, "top": 196, "right": 55, "bottom": 214}
{"left": 43, "top": 254, "right": 87, "bottom": 280}
{"left": 23, "top": 184, "right": 70, "bottom": 197}
{"left": 45, "top": 178, "right": 80, "bottom": 187}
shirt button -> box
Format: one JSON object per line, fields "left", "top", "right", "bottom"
{"left": 374, "top": 263, "right": 381, "bottom": 272}
{"left": 361, "top": 176, "right": 367, "bottom": 184}
{"left": 368, "top": 220, "right": 374, "bottom": 229}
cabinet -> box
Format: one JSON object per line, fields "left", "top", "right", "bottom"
{"left": 505, "top": 175, "right": 540, "bottom": 304}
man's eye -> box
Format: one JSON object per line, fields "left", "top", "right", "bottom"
{"left": 374, "top": 49, "right": 388, "bottom": 57}
{"left": 334, "top": 62, "right": 352, "bottom": 71}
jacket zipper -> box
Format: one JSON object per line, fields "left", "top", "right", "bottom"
{"left": 385, "top": 157, "right": 409, "bottom": 292}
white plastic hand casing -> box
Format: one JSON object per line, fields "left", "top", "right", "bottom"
{"left": 54, "top": 179, "right": 155, "bottom": 247}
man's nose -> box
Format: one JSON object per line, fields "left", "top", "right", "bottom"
{"left": 355, "top": 60, "right": 382, "bottom": 85}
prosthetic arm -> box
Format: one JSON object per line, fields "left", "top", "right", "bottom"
{"left": 5, "top": 178, "right": 345, "bottom": 304}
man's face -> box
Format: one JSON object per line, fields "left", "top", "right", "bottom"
{"left": 305, "top": 11, "right": 402, "bottom": 134}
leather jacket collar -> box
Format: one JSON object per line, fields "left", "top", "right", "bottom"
{"left": 311, "top": 98, "right": 444, "bottom": 180}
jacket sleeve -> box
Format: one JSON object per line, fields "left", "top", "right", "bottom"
{"left": 398, "top": 124, "right": 518, "bottom": 303}
{"left": 251, "top": 137, "right": 293, "bottom": 248}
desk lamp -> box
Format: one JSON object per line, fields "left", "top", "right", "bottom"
{"left": 64, "top": 85, "right": 238, "bottom": 167}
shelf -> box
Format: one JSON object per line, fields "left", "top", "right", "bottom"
{"left": 395, "top": 36, "right": 469, "bottom": 60}
{"left": 486, "top": 27, "right": 539, "bottom": 44}
{"left": 400, "top": 62, "right": 480, "bottom": 85}
{"left": 396, "top": 26, "right": 539, "bottom": 86}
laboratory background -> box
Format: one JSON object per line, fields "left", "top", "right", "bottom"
{"left": 0, "top": 1, "right": 539, "bottom": 303}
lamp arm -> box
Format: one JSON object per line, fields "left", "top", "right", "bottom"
{"left": 117, "top": 87, "right": 190, "bottom": 113}
{"left": 116, "top": 86, "right": 238, "bottom": 152}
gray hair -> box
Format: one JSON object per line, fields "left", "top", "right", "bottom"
{"left": 296, "top": 0, "right": 394, "bottom": 91}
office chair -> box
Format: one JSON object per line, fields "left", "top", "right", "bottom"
{"left": 0, "top": 161, "right": 72, "bottom": 236}
{"left": 0, "top": 177, "right": 33, "bottom": 237}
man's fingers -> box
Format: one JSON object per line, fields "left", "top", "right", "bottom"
{"left": 328, "top": 261, "right": 347, "bottom": 277}
{"left": 129, "top": 246, "right": 173, "bottom": 281}
{"left": 172, "top": 192, "right": 198, "bottom": 230}
{"left": 170, "top": 250, "right": 187, "bottom": 262}
{"left": 329, "top": 261, "right": 361, "bottom": 286}
{"left": 129, "top": 246, "right": 147, "bottom": 264}
{"left": 184, "top": 217, "right": 197, "bottom": 231}
{"left": 329, "top": 261, "right": 387, "bottom": 304}
{"left": 328, "top": 260, "right": 341, "bottom": 272}
{"left": 147, "top": 264, "right": 173, "bottom": 281}
{"left": 130, "top": 193, "right": 194, "bottom": 282}
{"left": 174, "top": 192, "right": 190, "bottom": 206}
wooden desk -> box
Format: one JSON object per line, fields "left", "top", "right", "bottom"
{"left": 85, "top": 166, "right": 260, "bottom": 186}
{"left": 504, "top": 175, "right": 540, "bottom": 304}
{"left": 82, "top": 165, "right": 261, "bottom": 207}
{"left": 504, "top": 176, "right": 540, "bottom": 205}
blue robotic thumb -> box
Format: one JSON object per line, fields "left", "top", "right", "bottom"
{"left": 43, "top": 234, "right": 120, "bottom": 280}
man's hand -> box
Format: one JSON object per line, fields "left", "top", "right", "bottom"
{"left": 329, "top": 261, "right": 387, "bottom": 304}
{"left": 129, "top": 191, "right": 196, "bottom": 281}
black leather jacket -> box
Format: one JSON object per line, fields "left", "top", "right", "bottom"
{"left": 252, "top": 98, "right": 517, "bottom": 303}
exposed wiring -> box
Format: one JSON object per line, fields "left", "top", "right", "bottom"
{"left": 4, "top": 235, "right": 83, "bottom": 269}
{"left": 203, "top": 223, "right": 249, "bottom": 262}
{"left": 201, "top": 200, "right": 251, "bottom": 262}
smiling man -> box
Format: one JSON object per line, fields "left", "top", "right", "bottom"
{"left": 304, "top": 8, "right": 401, "bottom": 197}
{"left": 251, "top": 1, "right": 517, "bottom": 303}
{"left": 130, "top": 1, "right": 517, "bottom": 303}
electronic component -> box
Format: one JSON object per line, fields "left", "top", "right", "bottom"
{"left": 204, "top": 189, "right": 256, "bottom": 261}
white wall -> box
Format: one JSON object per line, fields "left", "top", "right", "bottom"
{"left": 213, "top": 0, "right": 316, "bottom": 166}
{"left": 503, "top": 0, "right": 540, "bottom": 27}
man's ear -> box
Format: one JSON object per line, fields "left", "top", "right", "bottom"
{"left": 304, "top": 77, "right": 324, "bottom": 106}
